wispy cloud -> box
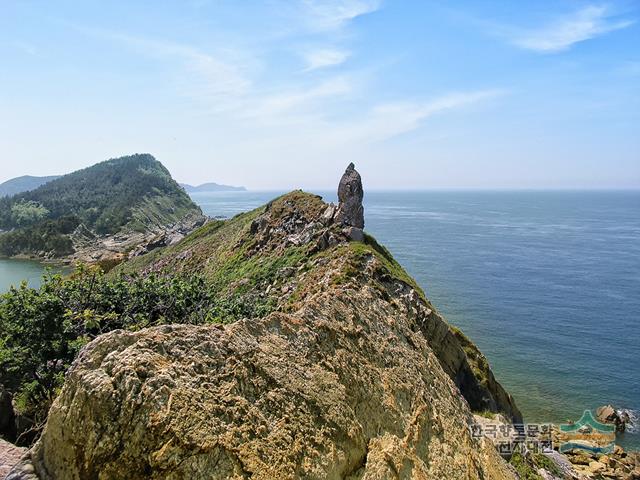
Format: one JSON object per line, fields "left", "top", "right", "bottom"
{"left": 69, "top": 9, "right": 501, "bottom": 150}
{"left": 335, "top": 89, "right": 507, "bottom": 143}
{"left": 302, "top": 48, "right": 350, "bottom": 70}
{"left": 244, "top": 77, "right": 352, "bottom": 119}
{"left": 302, "top": 0, "right": 381, "bottom": 31}
{"left": 512, "top": 5, "right": 634, "bottom": 53}
{"left": 74, "top": 26, "right": 251, "bottom": 104}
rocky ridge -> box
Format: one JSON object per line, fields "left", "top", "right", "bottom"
{"left": 67, "top": 211, "right": 207, "bottom": 265}
{"left": 8, "top": 165, "right": 521, "bottom": 478}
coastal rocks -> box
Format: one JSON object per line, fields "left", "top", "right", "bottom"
{"left": 69, "top": 223, "right": 95, "bottom": 248}
{"left": 68, "top": 212, "right": 207, "bottom": 264}
{"left": 251, "top": 164, "right": 365, "bottom": 250}
{"left": 0, "top": 439, "right": 27, "bottom": 479}
{"left": 127, "top": 215, "right": 206, "bottom": 259}
{"left": 563, "top": 445, "right": 640, "bottom": 479}
{"left": 588, "top": 460, "right": 606, "bottom": 474}
{"left": 342, "top": 226, "right": 364, "bottom": 242}
{"left": 336, "top": 163, "right": 364, "bottom": 230}
{"left": 321, "top": 203, "right": 337, "bottom": 224}
{"left": 596, "top": 405, "right": 632, "bottom": 433}
{"left": 247, "top": 193, "right": 335, "bottom": 255}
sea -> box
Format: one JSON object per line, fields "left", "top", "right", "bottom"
{"left": 2, "top": 190, "right": 638, "bottom": 448}
{"left": 0, "top": 258, "right": 62, "bottom": 291}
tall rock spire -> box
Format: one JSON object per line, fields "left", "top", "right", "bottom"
{"left": 336, "top": 162, "right": 364, "bottom": 229}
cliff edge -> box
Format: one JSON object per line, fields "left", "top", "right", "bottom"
{"left": 8, "top": 165, "right": 520, "bottom": 479}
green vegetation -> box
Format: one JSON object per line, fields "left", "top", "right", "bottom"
{"left": 509, "top": 449, "right": 562, "bottom": 480}
{"left": 115, "top": 201, "right": 282, "bottom": 290}
{"left": 10, "top": 200, "right": 50, "bottom": 226}
{"left": 451, "top": 325, "right": 491, "bottom": 388}
{"left": 532, "top": 453, "right": 562, "bottom": 476}
{"left": 476, "top": 410, "right": 496, "bottom": 419}
{"left": 0, "top": 265, "right": 267, "bottom": 443}
{"left": 0, "top": 217, "right": 77, "bottom": 257}
{"left": 509, "top": 450, "right": 543, "bottom": 480}
{"left": 0, "top": 154, "right": 201, "bottom": 257}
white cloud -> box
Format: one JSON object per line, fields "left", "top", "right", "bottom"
{"left": 512, "top": 5, "right": 634, "bottom": 53}
{"left": 302, "top": 0, "right": 381, "bottom": 31}
{"left": 70, "top": 13, "right": 500, "bottom": 152}
{"left": 243, "top": 77, "right": 352, "bottom": 120}
{"left": 303, "top": 48, "right": 350, "bottom": 70}
{"left": 333, "top": 89, "right": 507, "bottom": 143}
{"left": 74, "top": 27, "right": 251, "bottom": 104}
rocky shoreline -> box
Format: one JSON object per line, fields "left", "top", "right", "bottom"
{"left": 471, "top": 406, "right": 639, "bottom": 479}
{"left": 3, "top": 413, "right": 637, "bottom": 479}
{"left": 1, "top": 212, "right": 208, "bottom": 269}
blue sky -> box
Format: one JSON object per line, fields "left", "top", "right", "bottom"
{"left": 1, "top": 0, "right": 638, "bottom": 189}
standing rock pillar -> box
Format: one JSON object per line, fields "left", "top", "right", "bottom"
{"left": 336, "top": 163, "right": 364, "bottom": 241}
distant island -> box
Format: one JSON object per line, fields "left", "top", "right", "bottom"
{"left": 0, "top": 175, "right": 61, "bottom": 198}
{"left": 180, "top": 182, "right": 246, "bottom": 193}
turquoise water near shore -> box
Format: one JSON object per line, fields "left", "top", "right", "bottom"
{"left": 190, "top": 189, "right": 640, "bottom": 449}
{"left": 1, "top": 190, "right": 638, "bottom": 448}
{"left": 0, "top": 258, "right": 61, "bottom": 291}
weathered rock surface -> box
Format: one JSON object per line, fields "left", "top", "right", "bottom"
{"left": 596, "top": 405, "right": 631, "bottom": 433}
{"left": 127, "top": 214, "right": 208, "bottom": 259}
{"left": 24, "top": 289, "right": 514, "bottom": 479}
{"left": 564, "top": 446, "right": 640, "bottom": 479}
{"left": 336, "top": 163, "right": 364, "bottom": 229}
{"left": 0, "top": 439, "right": 26, "bottom": 479}
{"left": 68, "top": 211, "right": 207, "bottom": 265}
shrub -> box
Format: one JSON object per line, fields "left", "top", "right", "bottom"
{"left": 0, "top": 265, "right": 265, "bottom": 444}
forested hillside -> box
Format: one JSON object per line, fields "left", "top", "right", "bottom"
{"left": 0, "top": 154, "right": 202, "bottom": 257}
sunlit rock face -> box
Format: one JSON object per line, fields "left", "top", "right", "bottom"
{"left": 336, "top": 162, "right": 365, "bottom": 230}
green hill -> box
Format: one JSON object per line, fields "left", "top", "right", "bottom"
{"left": 0, "top": 154, "right": 202, "bottom": 257}
{"left": 0, "top": 175, "right": 61, "bottom": 198}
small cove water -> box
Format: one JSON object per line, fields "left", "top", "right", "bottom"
{"left": 0, "top": 258, "right": 61, "bottom": 291}
{"left": 190, "top": 189, "right": 640, "bottom": 449}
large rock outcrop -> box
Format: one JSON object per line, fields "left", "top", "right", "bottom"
{"left": 24, "top": 290, "right": 513, "bottom": 479}
{"left": 336, "top": 163, "right": 364, "bottom": 229}
{"left": 10, "top": 189, "right": 520, "bottom": 479}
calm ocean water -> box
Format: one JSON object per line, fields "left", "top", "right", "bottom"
{"left": 0, "top": 258, "right": 58, "bottom": 291}
{"left": 2, "top": 190, "right": 638, "bottom": 448}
